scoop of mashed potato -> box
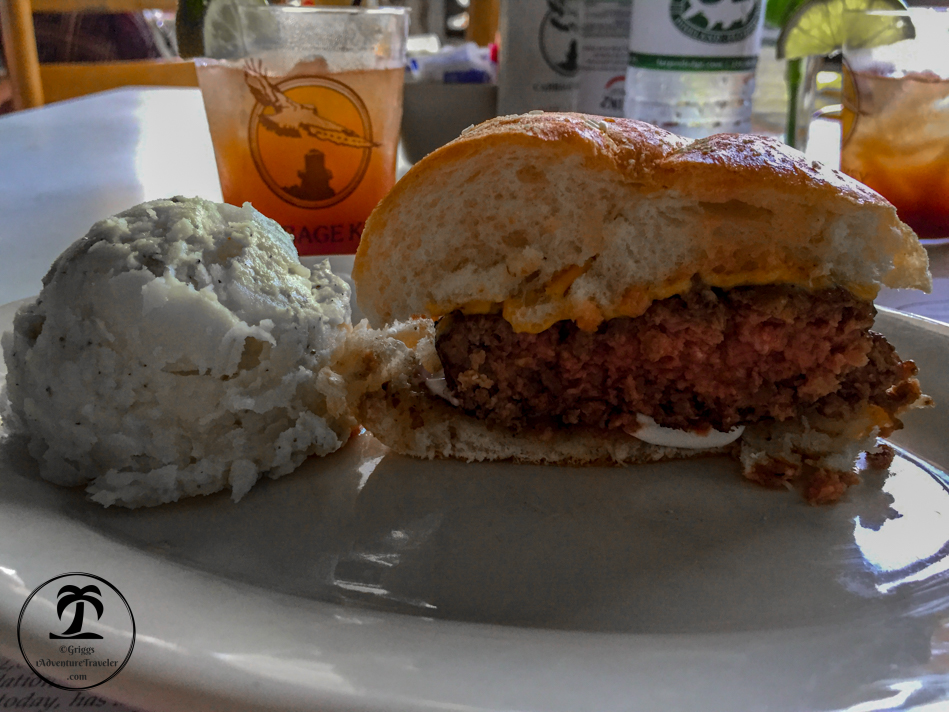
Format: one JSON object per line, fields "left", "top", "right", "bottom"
{"left": 1, "top": 197, "right": 355, "bottom": 508}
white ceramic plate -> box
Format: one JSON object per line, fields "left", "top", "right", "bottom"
{"left": 1, "top": 302, "right": 948, "bottom": 712}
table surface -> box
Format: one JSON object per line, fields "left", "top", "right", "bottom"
{"left": 0, "top": 88, "right": 947, "bottom": 711}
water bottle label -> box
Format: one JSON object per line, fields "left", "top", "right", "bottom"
{"left": 498, "top": 0, "right": 581, "bottom": 115}
{"left": 577, "top": 0, "right": 632, "bottom": 115}
{"left": 628, "top": 0, "right": 764, "bottom": 67}
{"left": 628, "top": 54, "right": 757, "bottom": 71}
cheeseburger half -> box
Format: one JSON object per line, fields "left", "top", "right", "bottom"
{"left": 325, "top": 113, "right": 931, "bottom": 503}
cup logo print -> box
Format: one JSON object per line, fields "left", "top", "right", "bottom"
{"left": 670, "top": 0, "right": 760, "bottom": 44}
{"left": 539, "top": 0, "right": 580, "bottom": 77}
{"left": 18, "top": 573, "right": 135, "bottom": 690}
{"left": 245, "top": 60, "right": 377, "bottom": 210}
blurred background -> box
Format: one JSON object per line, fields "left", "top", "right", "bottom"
{"left": 1, "top": 0, "right": 947, "bottom": 157}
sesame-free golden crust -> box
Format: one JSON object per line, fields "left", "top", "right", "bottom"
{"left": 354, "top": 114, "right": 687, "bottom": 285}
{"left": 655, "top": 131, "right": 888, "bottom": 206}
{"left": 354, "top": 112, "right": 930, "bottom": 322}
{"left": 360, "top": 113, "right": 882, "bottom": 237}
{"left": 441, "top": 114, "right": 888, "bottom": 206}
{"left": 359, "top": 114, "right": 676, "bottom": 224}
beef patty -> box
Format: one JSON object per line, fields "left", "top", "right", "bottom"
{"left": 435, "top": 284, "right": 918, "bottom": 433}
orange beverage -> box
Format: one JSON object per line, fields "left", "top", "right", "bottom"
{"left": 200, "top": 62, "right": 403, "bottom": 254}
{"left": 196, "top": 6, "right": 408, "bottom": 255}
{"left": 841, "top": 69, "right": 949, "bottom": 240}
{"left": 840, "top": 8, "right": 949, "bottom": 241}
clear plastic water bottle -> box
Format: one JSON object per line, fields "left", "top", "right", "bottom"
{"left": 624, "top": 0, "right": 766, "bottom": 139}
{"left": 576, "top": 0, "right": 632, "bottom": 117}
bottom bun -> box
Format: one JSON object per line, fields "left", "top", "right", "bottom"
{"left": 319, "top": 319, "right": 926, "bottom": 504}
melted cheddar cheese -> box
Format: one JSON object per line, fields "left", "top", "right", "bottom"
{"left": 427, "top": 266, "right": 881, "bottom": 334}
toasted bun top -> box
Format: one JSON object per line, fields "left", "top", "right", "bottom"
{"left": 355, "top": 113, "right": 930, "bottom": 332}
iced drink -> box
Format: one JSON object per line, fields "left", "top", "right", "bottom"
{"left": 196, "top": 6, "right": 407, "bottom": 255}
{"left": 840, "top": 8, "right": 949, "bottom": 241}
{"left": 200, "top": 61, "right": 403, "bottom": 254}
{"left": 841, "top": 69, "right": 949, "bottom": 240}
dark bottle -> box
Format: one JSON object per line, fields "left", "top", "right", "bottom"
{"left": 176, "top": 0, "right": 210, "bottom": 58}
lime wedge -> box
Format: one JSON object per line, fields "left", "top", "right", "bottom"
{"left": 202, "top": 0, "right": 270, "bottom": 60}
{"left": 776, "top": 0, "right": 914, "bottom": 60}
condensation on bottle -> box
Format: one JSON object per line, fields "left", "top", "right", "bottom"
{"left": 624, "top": 0, "right": 766, "bottom": 139}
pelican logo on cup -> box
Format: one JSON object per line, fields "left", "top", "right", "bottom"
{"left": 670, "top": 0, "right": 761, "bottom": 44}
{"left": 539, "top": 0, "right": 580, "bottom": 77}
{"left": 244, "top": 60, "right": 377, "bottom": 210}
{"left": 17, "top": 573, "right": 136, "bottom": 690}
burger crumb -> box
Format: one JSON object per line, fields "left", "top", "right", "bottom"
{"left": 865, "top": 442, "right": 896, "bottom": 470}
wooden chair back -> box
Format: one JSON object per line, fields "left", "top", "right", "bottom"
{"left": 0, "top": 0, "right": 196, "bottom": 110}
